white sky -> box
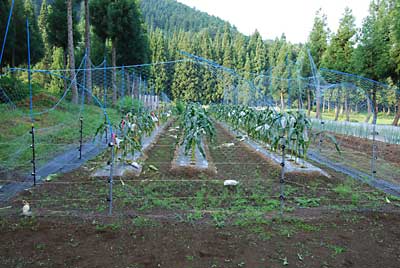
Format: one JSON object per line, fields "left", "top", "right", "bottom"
{"left": 176, "top": 0, "right": 371, "bottom": 43}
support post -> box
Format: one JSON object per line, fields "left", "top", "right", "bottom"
{"left": 371, "top": 88, "right": 378, "bottom": 179}
{"left": 104, "top": 115, "right": 108, "bottom": 144}
{"left": 79, "top": 117, "right": 83, "bottom": 159}
{"left": 318, "top": 121, "right": 325, "bottom": 152}
{"left": 108, "top": 137, "right": 115, "bottom": 216}
{"left": 279, "top": 135, "right": 286, "bottom": 217}
{"left": 30, "top": 124, "right": 36, "bottom": 186}
{"left": 371, "top": 123, "right": 377, "bottom": 180}
{"left": 103, "top": 57, "right": 107, "bottom": 108}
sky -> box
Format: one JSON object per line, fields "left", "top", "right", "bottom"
{"left": 176, "top": 0, "right": 371, "bottom": 43}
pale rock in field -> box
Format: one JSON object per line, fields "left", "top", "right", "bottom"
{"left": 45, "top": 174, "right": 57, "bottom": 182}
{"left": 221, "top": 143, "right": 234, "bottom": 148}
{"left": 130, "top": 161, "right": 141, "bottom": 170}
{"left": 22, "top": 200, "right": 32, "bottom": 216}
{"left": 224, "top": 180, "right": 239, "bottom": 186}
{"left": 169, "top": 135, "right": 178, "bottom": 139}
{"left": 237, "top": 135, "right": 248, "bottom": 141}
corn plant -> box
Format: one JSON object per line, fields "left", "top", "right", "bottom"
{"left": 178, "top": 103, "right": 215, "bottom": 161}
{"left": 211, "top": 104, "right": 312, "bottom": 159}
{"left": 94, "top": 105, "right": 168, "bottom": 162}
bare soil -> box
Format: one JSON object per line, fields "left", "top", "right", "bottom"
{"left": 1, "top": 123, "right": 399, "bottom": 268}
{"left": 331, "top": 133, "right": 400, "bottom": 165}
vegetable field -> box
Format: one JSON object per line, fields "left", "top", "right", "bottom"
{"left": 1, "top": 54, "right": 399, "bottom": 268}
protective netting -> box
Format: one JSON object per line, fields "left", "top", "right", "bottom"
{"left": 218, "top": 49, "right": 400, "bottom": 196}
{"left": 0, "top": 50, "right": 399, "bottom": 211}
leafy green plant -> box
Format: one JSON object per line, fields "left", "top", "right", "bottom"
{"left": 295, "top": 197, "right": 321, "bottom": 207}
{"left": 211, "top": 104, "right": 341, "bottom": 160}
{"left": 95, "top": 223, "right": 122, "bottom": 232}
{"left": 327, "top": 244, "right": 346, "bottom": 256}
{"left": 132, "top": 216, "right": 159, "bottom": 227}
{"left": 94, "top": 103, "right": 169, "bottom": 162}
{"left": 179, "top": 103, "right": 215, "bottom": 160}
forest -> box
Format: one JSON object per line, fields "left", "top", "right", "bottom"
{"left": 0, "top": 0, "right": 400, "bottom": 125}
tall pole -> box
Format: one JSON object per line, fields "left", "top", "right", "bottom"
{"left": 0, "top": 0, "right": 14, "bottom": 67}
{"left": 108, "top": 136, "right": 115, "bottom": 216}
{"left": 279, "top": 133, "right": 286, "bottom": 217}
{"left": 27, "top": 19, "right": 36, "bottom": 186}
{"left": 104, "top": 57, "right": 108, "bottom": 143}
{"left": 79, "top": 117, "right": 83, "bottom": 159}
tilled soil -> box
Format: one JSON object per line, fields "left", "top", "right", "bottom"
{"left": 1, "top": 123, "right": 400, "bottom": 268}
{"left": 330, "top": 133, "right": 400, "bottom": 165}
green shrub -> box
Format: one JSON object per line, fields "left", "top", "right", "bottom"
{"left": 0, "top": 75, "right": 30, "bottom": 103}
{"left": 118, "top": 96, "right": 144, "bottom": 114}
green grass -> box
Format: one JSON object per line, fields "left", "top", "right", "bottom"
{"left": 0, "top": 99, "right": 120, "bottom": 171}
{"left": 309, "top": 110, "right": 395, "bottom": 125}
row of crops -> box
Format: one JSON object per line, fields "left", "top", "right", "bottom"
{"left": 106, "top": 101, "right": 316, "bottom": 168}
{"left": 210, "top": 105, "right": 314, "bottom": 160}
{"left": 95, "top": 102, "right": 172, "bottom": 161}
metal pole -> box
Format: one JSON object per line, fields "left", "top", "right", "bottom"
{"left": 104, "top": 57, "right": 108, "bottom": 144}
{"left": 103, "top": 57, "right": 107, "bottom": 108}
{"left": 108, "top": 138, "right": 115, "bottom": 216}
{"left": 30, "top": 124, "right": 36, "bottom": 186}
{"left": 371, "top": 123, "right": 377, "bottom": 180}
{"left": 0, "top": 0, "right": 14, "bottom": 66}
{"left": 318, "top": 121, "right": 325, "bottom": 152}
{"left": 279, "top": 134, "right": 286, "bottom": 217}
{"left": 79, "top": 117, "right": 83, "bottom": 159}
{"left": 27, "top": 19, "right": 36, "bottom": 186}
{"left": 371, "top": 87, "right": 378, "bottom": 180}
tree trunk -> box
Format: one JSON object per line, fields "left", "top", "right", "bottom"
{"left": 280, "top": 90, "right": 285, "bottom": 110}
{"left": 345, "top": 90, "right": 350, "bottom": 122}
{"left": 316, "top": 88, "right": 321, "bottom": 119}
{"left": 127, "top": 72, "right": 131, "bottom": 99}
{"left": 365, "top": 96, "right": 372, "bottom": 123}
{"left": 334, "top": 89, "right": 341, "bottom": 121}
{"left": 67, "top": 0, "right": 78, "bottom": 104}
{"left": 84, "top": 0, "right": 92, "bottom": 103}
{"left": 307, "top": 89, "right": 311, "bottom": 116}
{"left": 112, "top": 40, "right": 117, "bottom": 105}
{"left": 386, "top": 107, "right": 390, "bottom": 116}
{"left": 372, "top": 86, "right": 378, "bottom": 125}
{"left": 327, "top": 98, "right": 331, "bottom": 112}
{"left": 63, "top": 50, "right": 68, "bottom": 92}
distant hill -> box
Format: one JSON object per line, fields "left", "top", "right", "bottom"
{"left": 31, "top": 0, "right": 238, "bottom": 37}
{"left": 139, "top": 0, "right": 238, "bottom": 37}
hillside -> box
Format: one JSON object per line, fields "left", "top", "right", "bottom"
{"left": 139, "top": 0, "right": 238, "bottom": 36}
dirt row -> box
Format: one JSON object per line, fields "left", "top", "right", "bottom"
{"left": 1, "top": 123, "right": 400, "bottom": 268}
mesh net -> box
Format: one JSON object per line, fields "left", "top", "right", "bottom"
{"left": 0, "top": 50, "right": 399, "bottom": 207}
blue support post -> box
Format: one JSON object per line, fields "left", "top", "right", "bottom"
{"left": 0, "top": 0, "right": 14, "bottom": 66}
{"left": 103, "top": 57, "right": 108, "bottom": 143}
